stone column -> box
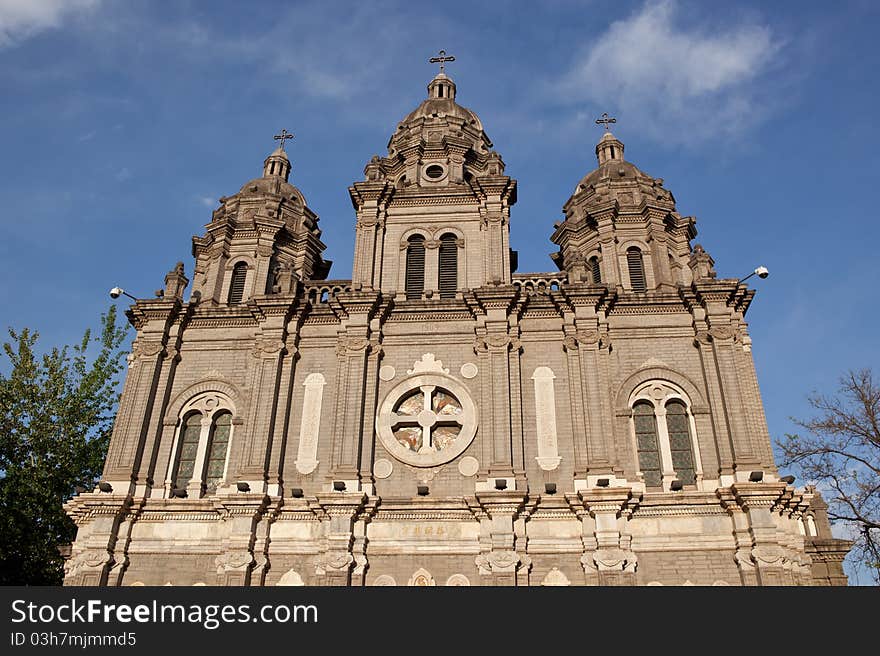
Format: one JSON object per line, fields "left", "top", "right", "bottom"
{"left": 234, "top": 336, "right": 286, "bottom": 488}
{"left": 473, "top": 491, "right": 527, "bottom": 586}
{"left": 215, "top": 494, "right": 269, "bottom": 586}
{"left": 573, "top": 487, "right": 639, "bottom": 586}
{"left": 315, "top": 493, "right": 368, "bottom": 586}
{"left": 723, "top": 482, "right": 792, "bottom": 586}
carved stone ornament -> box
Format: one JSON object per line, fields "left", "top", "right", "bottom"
{"left": 708, "top": 325, "right": 735, "bottom": 341}
{"left": 446, "top": 574, "right": 470, "bottom": 586}
{"left": 577, "top": 330, "right": 600, "bottom": 345}
{"left": 408, "top": 568, "right": 436, "bottom": 586}
{"left": 541, "top": 567, "right": 571, "bottom": 586}
{"left": 475, "top": 550, "right": 520, "bottom": 575}
{"left": 215, "top": 551, "right": 254, "bottom": 573}
{"left": 252, "top": 338, "right": 286, "bottom": 358}
{"left": 406, "top": 353, "right": 449, "bottom": 375}
{"left": 134, "top": 339, "right": 165, "bottom": 359}
{"left": 752, "top": 546, "right": 784, "bottom": 566}
{"left": 372, "top": 574, "right": 396, "bottom": 586}
{"left": 315, "top": 552, "right": 354, "bottom": 575}
{"left": 336, "top": 337, "right": 371, "bottom": 357}
{"left": 65, "top": 550, "right": 112, "bottom": 577}
{"left": 694, "top": 330, "right": 712, "bottom": 346}
{"left": 276, "top": 569, "right": 305, "bottom": 586}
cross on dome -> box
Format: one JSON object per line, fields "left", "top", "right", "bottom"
{"left": 273, "top": 129, "right": 294, "bottom": 151}
{"left": 429, "top": 49, "right": 455, "bottom": 75}
{"left": 595, "top": 112, "right": 617, "bottom": 132}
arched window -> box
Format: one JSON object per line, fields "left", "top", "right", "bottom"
{"left": 588, "top": 256, "right": 602, "bottom": 284}
{"left": 167, "top": 392, "right": 236, "bottom": 497}
{"left": 405, "top": 235, "right": 426, "bottom": 300}
{"left": 633, "top": 401, "right": 662, "bottom": 489}
{"left": 228, "top": 262, "right": 248, "bottom": 304}
{"left": 629, "top": 381, "right": 702, "bottom": 490}
{"left": 204, "top": 412, "right": 232, "bottom": 494}
{"left": 438, "top": 233, "right": 458, "bottom": 299}
{"left": 173, "top": 413, "right": 202, "bottom": 491}
{"left": 665, "top": 400, "right": 696, "bottom": 485}
{"left": 626, "top": 247, "right": 647, "bottom": 292}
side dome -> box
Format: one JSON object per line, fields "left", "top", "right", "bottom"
{"left": 566, "top": 131, "right": 674, "bottom": 208}
{"left": 238, "top": 147, "right": 306, "bottom": 205}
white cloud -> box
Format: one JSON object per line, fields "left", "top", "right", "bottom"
{"left": 557, "top": 0, "right": 782, "bottom": 142}
{"left": 196, "top": 196, "right": 216, "bottom": 209}
{"left": 0, "top": 0, "right": 99, "bottom": 48}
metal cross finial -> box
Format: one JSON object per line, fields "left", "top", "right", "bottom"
{"left": 429, "top": 49, "right": 456, "bottom": 74}
{"left": 595, "top": 112, "right": 617, "bottom": 132}
{"left": 273, "top": 129, "right": 294, "bottom": 151}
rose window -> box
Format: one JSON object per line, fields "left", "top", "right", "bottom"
{"left": 376, "top": 369, "right": 477, "bottom": 467}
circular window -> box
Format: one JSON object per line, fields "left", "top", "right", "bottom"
{"left": 376, "top": 374, "right": 477, "bottom": 467}
{"left": 424, "top": 164, "right": 445, "bottom": 180}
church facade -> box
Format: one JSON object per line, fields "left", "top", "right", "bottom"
{"left": 64, "top": 68, "right": 850, "bottom": 586}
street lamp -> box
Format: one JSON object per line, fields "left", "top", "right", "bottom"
{"left": 737, "top": 266, "right": 769, "bottom": 284}
{"left": 109, "top": 287, "right": 138, "bottom": 301}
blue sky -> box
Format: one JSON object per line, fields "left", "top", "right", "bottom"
{"left": 1, "top": 1, "right": 878, "bottom": 579}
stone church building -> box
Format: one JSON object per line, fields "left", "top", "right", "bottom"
{"left": 64, "top": 66, "right": 850, "bottom": 586}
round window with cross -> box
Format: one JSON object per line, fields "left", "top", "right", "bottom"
{"left": 376, "top": 373, "right": 477, "bottom": 467}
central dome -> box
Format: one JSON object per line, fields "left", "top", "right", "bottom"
{"left": 388, "top": 73, "right": 492, "bottom": 156}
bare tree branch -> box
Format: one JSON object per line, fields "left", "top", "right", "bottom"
{"left": 778, "top": 368, "right": 880, "bottom": 584}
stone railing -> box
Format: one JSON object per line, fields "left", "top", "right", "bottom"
{"left": 512, "top": 273, "right": 567, "bottom": 295}
{"left": 303, "top": 280, "right": 352, "bottom": 304}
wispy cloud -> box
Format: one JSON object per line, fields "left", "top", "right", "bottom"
{"left": 196, "top": 195, "right": 216, "bottom": 209}
{"left": 556, "top": 0, "right": 782, "bottom": 142}
{"left": 114, "top": 166, "right": 131, "bottom": 182}
{"left": 0, "top": 0, "right": 100, "bottom": 48}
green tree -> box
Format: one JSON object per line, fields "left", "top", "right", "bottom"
{"left": 778, "top": 369, "right": 880, "bottom": 584}
{"left": 0, "top": 306, "right": 128, "bottom": 584}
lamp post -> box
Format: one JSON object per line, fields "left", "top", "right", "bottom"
{"left": 109, "top": 287, "right": 139, "bottom": 301}
{"left": 737, "top": 266, "right": 769, "bottom": 284}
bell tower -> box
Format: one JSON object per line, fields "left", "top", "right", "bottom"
{"left": 349, "top": 53, "right": 517, "bottom": 299}
{"left": 551, "top": 118, "right": 695, "bottom": 292}
{"left": 190, "top": 132, "right": 330, "bottom": 306}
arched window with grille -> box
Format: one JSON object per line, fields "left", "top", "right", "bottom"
{"left": 665, "top": 400, "right": 696, "bottom": 485}
{"left": 588, "top": 256, "right": 602, "bottom": 284}
{"left": 629, "top": 381, "right": 703, "bottom": 491}
{"left": 633, "top": 401, "right": 662, "bottom": 489}
{"left": 204, "top": 412, "right": 232, "bottom": 494}
{"left": 405, "top": 235, "right": 426, "bottom": 300}
{"left": 167, "top": 392, "right": 236, "bottom": 498}
{"left": 438, "top": 233, "right": 458, "bottom": 299}
{"left": 228, "top": 262, "right": 248, "bottom": 304}
{"left": 172, "top": 413, "right": 202, "bottom": 491}
{"left": 626, "top": 247, "right": 647, "bottom": 292}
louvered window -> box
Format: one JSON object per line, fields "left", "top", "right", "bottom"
{"left": 589, "top": 256, "right": 601, "bottom": 284}
{"left": 204, "top": 412, "right": 231, "bottom": 494}
{"left": 173, "top": 413, "right": 202, "bottom": 490}
{"left": 228, "top": 262, "right": 247, "bottom": 304}
{"left": 627, "top": 247, "right": 647, "bottom": 292}
{"left": 438, "top": 233, "right": 458, "bottom": 299}
{"left": 666, "top": 400, "right": 696, "bottom": 485}
{"left": 405, "top": 235, "right": 426, "bottom": 300}
{"left": 634, "top": 401, "right": 662, "bottom": 489}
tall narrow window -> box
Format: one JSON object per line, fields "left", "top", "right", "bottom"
{"left": 228, "top": 262, "right": 247, "bottom": 304}
{"left": 173, "top": 413, "right": 202, "bottom": 490}
{"left": 438, "top": 233, "right": 458, "bottom": 299}
{"left": 405, "top": 235, "right": 426, "bottom": 300}
{"left": 204, "top": 412, "right": 231, "bottom": 494}
{"left": 665, "top": 400, "right": 696, "bottom": 485}
{"left": 588, "top": 256, "right": 602, "bottom": 284}
{"left": 633, "top": 401, "right": 662, "bottom": 489}
{"left": 626, "top": 247, "right": 647, "bottom": 292}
